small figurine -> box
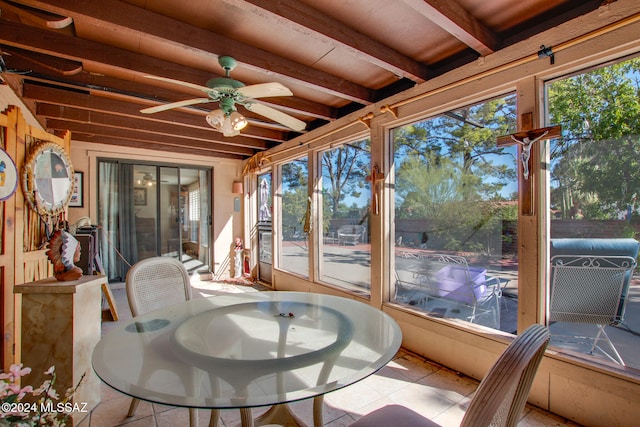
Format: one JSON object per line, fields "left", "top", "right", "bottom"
{"left": 46, "top": 230, "right": 83, "bottom": 281}
{"left": 233, "top": 237, "right": 243, "bottom": 278}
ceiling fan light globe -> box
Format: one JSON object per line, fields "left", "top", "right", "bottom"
{"left": 223, "top": 129, "right": 241, "bottom": 137}
{"left": 206, "top": 109, "right": 225, "bottom": 130}
{"left": 221, "top": 116, "right": 235, "bottom": 135}
{"left": 229, "top": 111, "right": 248, "bottom": 130}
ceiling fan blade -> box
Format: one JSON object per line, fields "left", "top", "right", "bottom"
{"left": 238, "top": 82, "right": 293, "bottom": 99}
{"left": 245, "top": 102, "right": 306, "bottom": 132}
{"left": 141, "top": 98, "right": 212, "bottom": 114}
{"left": 143, "top": 75, "right": 213, "bottom": 93}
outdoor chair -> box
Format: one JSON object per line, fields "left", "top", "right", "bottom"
{"left": 125, "top": 256, "right": 206, "bottom": 427}
{"left": 549, "top": 238, "right": 639, "bottom": 365}
{"left": 395, "top": 252, "right": 501, "bottom": 328}
{"left": 337, "top": 224, "right": 366, "bottom": 245}
{"left": 350, "top": 324, "right": 550, "bottom": 427}
{"left": 549, "top": 254, "right": 637, "bottom": 365}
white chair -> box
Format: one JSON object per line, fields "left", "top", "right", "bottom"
{"left": 395, "top": 252, "right": 501, "bottom": 328}
{"left": 337, "top": 224, "right": 366, "bottom": 245}
{"left": 125, "top": 256, "right": 210, "bottom": 427}
{"left": 549, "top": 254, "right": 637, "bottom": 365}
{"left": 350, "top": 324, "right": 550, "bottom": 427}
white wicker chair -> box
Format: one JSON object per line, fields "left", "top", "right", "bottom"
{"left": 125, "top": 257, "right": 206, "bottom": 427}
{"left": 126, "top": 256, "right": 192, "bottom": 317}
{"left": 350, "top": 324, "right": 550, "bottom": 427}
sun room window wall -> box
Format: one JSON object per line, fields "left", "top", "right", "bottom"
{"left": 391, "top": 94, "right": 518, "bottom": 332}
{"left": 278, "top": 157, "right": 310, "bottom": 278}
{"left": 545, "top": 56, "right": 640, "bottom": 369}
{"left": 318, "top": 139, "right": 372, "bottom": 294}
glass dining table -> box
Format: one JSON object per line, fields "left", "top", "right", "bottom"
{"left": 91, "top": 291, "right": 402, "bottom": 427}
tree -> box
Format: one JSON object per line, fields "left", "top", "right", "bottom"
{"left": 281, "top": 159, "right": 308, "bottom": 239}
{"left": 321, "top": 139, "right": 370, "bottom": 217}
{"left": 392, "top": 95, "right": 518, "bottom": 253}
{"left": 548, "top": 57, "right": 640, "bottom": 219}
{"left": 394, "top": 95, "right": 517, "bottom": 204}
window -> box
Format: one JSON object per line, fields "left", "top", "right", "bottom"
{"left": 391, "top": 94, "right": 518, "bottom": 332}
{"left": 279, "top": 157, "right": 309, "bottom": 278}
{"left": 319, "top": 139, "right": 372, "bottom": 293}
{"left": 189, "top": 189, "right": 199, "bottom": 221}
{"left": 188, "top": 189, "right": 199, "bottom": 242}
{"left": 546, "top": 56, "right": 640, "bottom": 369}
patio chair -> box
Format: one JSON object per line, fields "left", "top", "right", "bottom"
{"left": 337, "top": 224, "right": 366, "bottom": 245}
{"left": 549, "top": 254, "right": 637, "bottom": 365}
{"left": 550, "top": 238, "right": 640, "bottom": 320}
{"left": 394, "top": 251, "right": 430, "bottom": 306}
{"left": 125, "top": 256, "right": 206, "bottom": 427}
{"left": 350, "top": 324, "right": 550, "bottom": 427}
{"left": 395, "top": 253, "right": 501, "bottom": 328}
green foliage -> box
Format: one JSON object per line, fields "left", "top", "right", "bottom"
{"left": 393, "top": 95, "right": 518, "bottom": 255}
{"left": 281, "top": 159, "right": 308, "bottom": 239}
{"left": 548, "top": 57, "right": 640, "bottom": 219}
{"left": 321, "top": 139, "right": 370, "bottom": 217}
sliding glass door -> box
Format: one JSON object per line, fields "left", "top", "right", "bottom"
{"left": 98, "top": 160, "right": 212, "bottom": 281}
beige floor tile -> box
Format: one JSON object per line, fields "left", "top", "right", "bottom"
{"left": 88, "top": 395, "right": 154, "bottom": 427}
{"left": 385, "top": 381, "right": 458, "bottom": 420}
{"left": 429, "top": 401, "right": 466, "bottom": 427}
{"left": 416, "top": 368, "right": 477, "bottom": 403}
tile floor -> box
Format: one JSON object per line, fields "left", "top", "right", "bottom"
{"left": 80, "top": 278, "right": 582, "bottom": 427}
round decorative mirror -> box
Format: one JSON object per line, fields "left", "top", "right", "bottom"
{"left": 22, "top": 142, "right": 74, "bottom": 217}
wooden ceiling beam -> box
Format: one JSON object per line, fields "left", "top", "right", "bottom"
{"left": 45, "top": 119, "right": 257, "bottom": 157}
{"left": 0, "top": 0, "right": 73, "bottom": 30}
{"left": 18, "top": 71, "right": 301, "bottom": 136}
{"left": 10, "top": 0, "right": 375, "bottom": 103}
{"left": 403, "top": 0, "right": 499, "bottom": 55}
{"left": 1, "top": 45, "right": 336, "bottom": 121}
{"left": 70, "top": 133, "right": 244, "bottom": 160}
{"left": 233, "top": 0, "right": 430, "bottom": 82}
{"left": 0, "top": 20, "right": 208, "bottom": 84}
{"left": 47, "top": 98, "right": 285, "bottom": 143}
{"left": 35, "top": 104, "right": 281, "bottom": 149}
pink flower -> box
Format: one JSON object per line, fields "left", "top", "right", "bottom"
{"left": 17, "top": 385, "right": 33, "bottom": 400}
{"left": 0, "top": 363, "right": 31, "bottom": 382}
{"left": 33, "top": 379, "right": 51, "bottom": 396}
{"left": 46, "top": 386, "right": 60, "bottom": 400}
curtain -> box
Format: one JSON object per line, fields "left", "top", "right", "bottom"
{"left": 99, "top": 162, "right": 119, "bottom": 280}
{"left": 98, "top": 162, "right": 138, "bottom": 281}
{"left": 118, "top": 164, "right": 138, "bottom": 275}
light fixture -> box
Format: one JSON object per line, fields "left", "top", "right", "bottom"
{"left": 205, "top": 99, "right": 248, "bottom": 137}
{"left": 138, "top": 172, "right": 155, "bottom": 187}
{"left": 229, "top": 111, "right": 248, "bottom": 130}
{"left": 232, "top": 181, "right": 243, "bottom": 194}
{"left": 205, "top": 109, "right": 225, "bottom": 129}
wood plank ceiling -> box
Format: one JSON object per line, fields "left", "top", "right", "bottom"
{"left": 0, "top": 0, "right": 604, "bottom": 159}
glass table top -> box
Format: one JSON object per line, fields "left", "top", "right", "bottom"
{"left": 92, "top": 291, "right": 402, "bottom": 409}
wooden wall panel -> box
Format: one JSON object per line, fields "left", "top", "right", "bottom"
{"left": 0, "top": 106, "right": 70, "bottom": 370}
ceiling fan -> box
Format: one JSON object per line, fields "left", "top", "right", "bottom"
{"left": 140, "top": 56, "right": 306, "bottom": 136}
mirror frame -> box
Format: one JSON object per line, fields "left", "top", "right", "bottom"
{"left": 21, "top": 141, "right": 74, "bottom": 217}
